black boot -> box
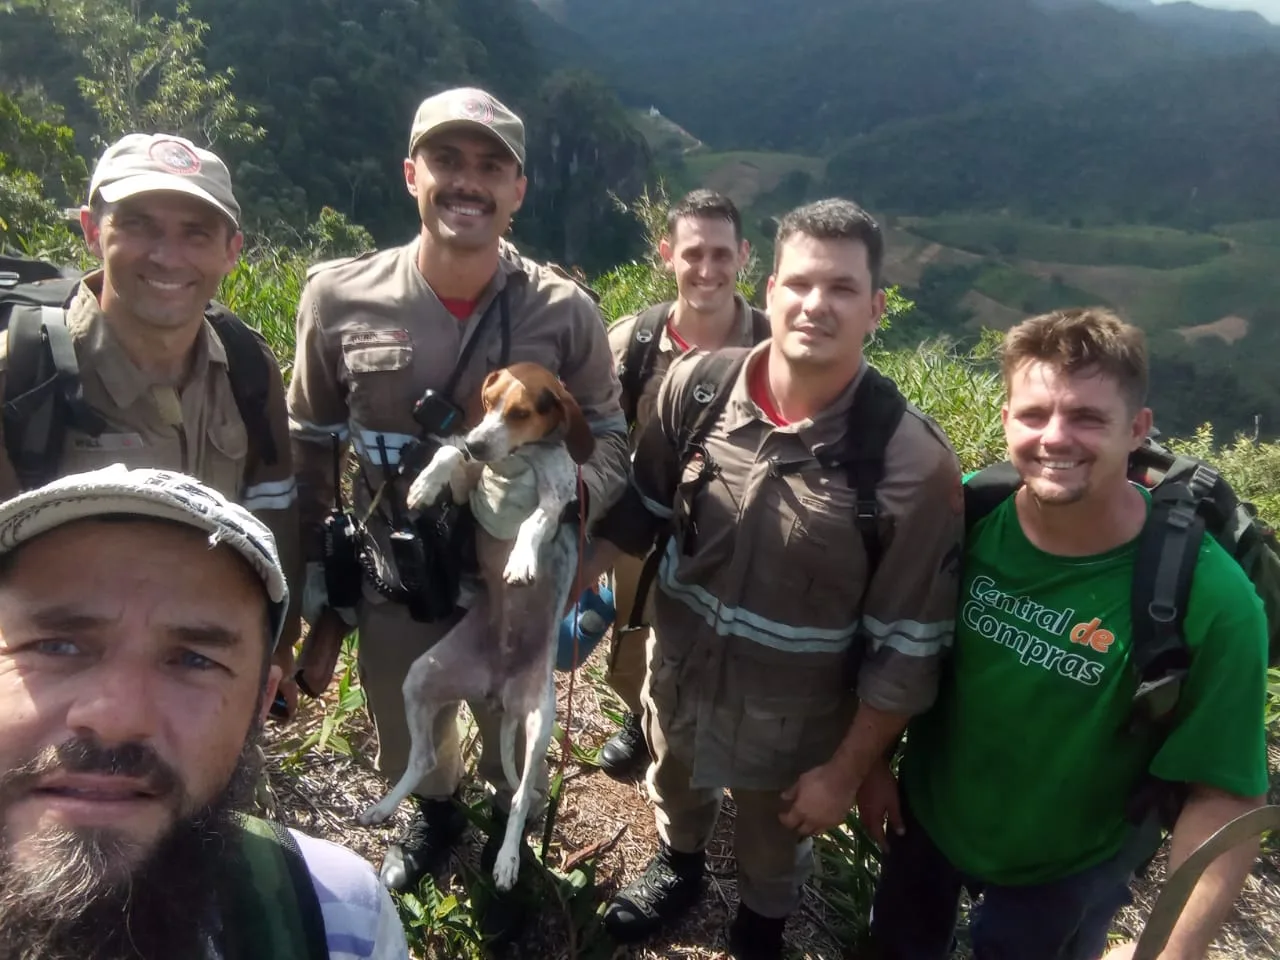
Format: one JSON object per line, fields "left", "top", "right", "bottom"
{"left": 378, "top": 792, "right": 467, "bottom": 893}
{"left": 477, "top": 805, "right": 529, "bottom": 947}
{"left": 602, "top": 843, "right": 705, "bottom": 943}
{"left": 598, "top": 711, "right": 649, "bottom": 780}
{"left": 728, "top": 903, "right": 787, "bottom": 960}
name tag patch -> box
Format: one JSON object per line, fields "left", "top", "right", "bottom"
{"left": 73, "top": 433, "right": 146, "bottom": 451}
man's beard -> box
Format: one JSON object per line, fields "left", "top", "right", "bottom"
{"left": 0, "top": 731, "right": 264, "bottom": 960}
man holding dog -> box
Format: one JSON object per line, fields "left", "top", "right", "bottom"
{"left": 590, "top": 198, "right": 965, "bottom": 958}
{"left": 0, "top": 132, "right": 303, "bottom": 713}
{"left": 862, "top": 309, "right": 1270, "bottom": 959}
{"left": 598, "top": 188, "right": 768, "bottom": 780}
{"left": 287, "top": 85, "right": 628, "bottom": 928}
{"left": 0, "top": 464, "right": 407, "bottom": 960}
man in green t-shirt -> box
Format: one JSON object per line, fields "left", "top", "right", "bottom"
{"left": 862, "top": 308, "right": 1270, "bottom": 959}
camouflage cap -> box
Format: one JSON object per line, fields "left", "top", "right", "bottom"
{"left": 408, "top": 87, "right": 525, "bottom": 167}
{"left": 88, "top": 133, "right": 241, "bottom": 227}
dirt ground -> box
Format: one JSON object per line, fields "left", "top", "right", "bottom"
{"left": 261, "top": 646, "right": 1280, "bottom": 960}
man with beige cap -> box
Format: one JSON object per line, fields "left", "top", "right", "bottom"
{"left": 287, "top": 87, "right": 627, "bottom": 929}
{"left": 0, "top": 132, "right": 302, "bottom": 708}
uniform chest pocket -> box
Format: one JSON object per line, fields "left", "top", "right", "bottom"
{"left": 206, "top": 415, "right": 249, "bottom": 499}
{"left": 783, "top": 490, "right": 868, "bottom": 613}
{"left": 341, "top": 336, "right": 416, "bottom": 420}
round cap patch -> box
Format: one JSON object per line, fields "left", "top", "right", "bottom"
{"left": 148, "top": 139, "right": 202, "bottom": 175}
{"left": 454, "top": 96, "right": 495, "bottom": 126}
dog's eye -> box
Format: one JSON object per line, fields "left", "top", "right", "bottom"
{"left": 506, "top": 408, "right": 531, "bottom": 422}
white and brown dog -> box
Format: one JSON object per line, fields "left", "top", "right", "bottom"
{"left": 358, "top": 362, "right": 594, "bottom": 891}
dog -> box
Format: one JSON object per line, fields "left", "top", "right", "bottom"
{"left": 358, "top": 362, "right": 595, "bottom": 891}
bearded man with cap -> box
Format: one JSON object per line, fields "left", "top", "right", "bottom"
{"left": 287, "top": 87, "right": 627, "bottom": 922}
{"left": 0, "top": 132, "right": 303, "bottom": 712}
{"left": 0, "top": 463, "right": 408, "bottom": 960}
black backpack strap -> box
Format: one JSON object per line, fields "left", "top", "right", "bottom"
{"left": 828, "top": 367, "right": 908, "bottom": 576}
{"left": 748, "top": 306, "right": 771, "bottom": 344}
{"left": 1130, "top": 481, "right": 1203, "bottom": 728}
{"left": 962, "top": 460, "right": 1024, "bottom": 531}
{"left": 207, "top": 305, "right": 279, "bottom": 470}
{"left": 2, "top": 305, "right": 105, "bottom": 490}
{"left": 223, "top": 816, "right": 328, "bottom": 960}
{"left": 619, "top": 302, "right": 673, "bottom": 427}
{"left": 623, "top": 348, "right": 747, "bottom": 630}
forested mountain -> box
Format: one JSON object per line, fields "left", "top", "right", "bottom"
{"left": 0, "top": 0, "right": 653, "bottom": 272}
{"left": 540, "top": 0, "right": 1278, "bottom": 154}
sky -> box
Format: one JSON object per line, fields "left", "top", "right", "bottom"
{"left": 1152, "top": 0, "right": 1280, "bottom": 22}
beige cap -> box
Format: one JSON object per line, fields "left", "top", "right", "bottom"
{"left": 88, "top": 133, "right": 241, "bottom": 227}
{"left": 408, "top": 87, "right": 525, "bottom": 167}
{"left": 0, "top": 464, "right": 287, "bottom": 649}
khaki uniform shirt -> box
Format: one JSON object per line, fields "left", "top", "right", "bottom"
{"left": 632, "top": 344, "right": 964, "bottom": 790}
{"left": 0, "top": 273, "right": 303, "bottom": 645}
{"left": 287, "top": 238, "right": 628, "bottom": 587}
{"left": 608, "top": 294, "right": 767, "bottom": 441}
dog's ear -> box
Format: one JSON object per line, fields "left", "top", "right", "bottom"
{"left": 550, "top": 381, "right": 595, "bottom": 465}
{"left": 467, "top": 370, "right": 503, "bottom": 427}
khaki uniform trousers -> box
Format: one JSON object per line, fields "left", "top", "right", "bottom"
{"left": 356, "top": 595, "right": 548, "bottom": 814}
{"left": 606, "top": 550, "right": 654, "bottom": 714}
{"left": 640, "top": 663, "right": 815, "bottom": 919}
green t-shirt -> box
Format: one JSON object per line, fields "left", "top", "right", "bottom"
{"left": 901, "top": 484, "right": 1270, "bottom": 886}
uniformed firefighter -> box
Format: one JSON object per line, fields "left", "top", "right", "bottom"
{"left": 590, "top": 198, "right": 964, "bottom": 959}
{"left": 599, "top": 189, "right": 769, "bottom": 780}
{"left": 286, "top": 87, "right": 628, "bottom": 938}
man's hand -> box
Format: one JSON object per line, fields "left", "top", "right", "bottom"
{"left": 856, "top": 759, "right": 905, "bottom": 851}
{"left": 779, "top": 761, "right": 861, "bottom": 837}
{"left": 269, "top": 645, "right": 298, "bottom": 722}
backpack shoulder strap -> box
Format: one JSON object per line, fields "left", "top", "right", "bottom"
{"left": 830, "top": 367, "right": 908, "bottom": 576}
{"left": 624, "top": 347, "right": 747, "bottom": 630}
{"left": 1130, "top": 481, "right": 1204, "bottom": 727}
{"left": 674, "top": 347, "right": 750, "bottom": 458}
{"left": 620, "top": 302, "right": 673, "bottom": 427}
{"left": 207, "top": 304, "right": 279, "bottom": 470}
{"left": 224, "top": 816, "right": 328, "bottom": 960}
{"left": 2, "top": 305, "right": 104, "bottom": 490}
{"left": 748, "top": 306, "right": 771, "bottom": 344}
{"left": 963, "top": 461, "right": 1023, "bottom": 531}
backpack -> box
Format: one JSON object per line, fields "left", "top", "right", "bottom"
{"left": 617, "top": 301, "right": 771, "bottom": 426}
{"left": 0, "top": 254, "right": 278, "bottom": 492}
{"left": 223, "top": 815, "right": 328, "bottom": 960}
{"left": 623, "top": 347, "right": 907, "bottom": 628}
{"left": 964, "top": 436, "right": 1280, "bottom": 728}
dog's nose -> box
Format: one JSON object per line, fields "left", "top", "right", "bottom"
{"left": 464, "top": 439, "right": 490, "bottom": 461}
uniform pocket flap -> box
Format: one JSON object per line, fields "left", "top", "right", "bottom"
{"left": 341, "top": 332, "right": 413, "bottom": 374}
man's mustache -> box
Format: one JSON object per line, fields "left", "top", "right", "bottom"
{"left": 438, "top": 191, "right": 495, "bottom": 213}
{"left": 0, "top": 738, "right": 181, "bottom": 801}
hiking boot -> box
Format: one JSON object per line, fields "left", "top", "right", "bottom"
{"left": 378, "top": 792, "right": 467, "bottom": 893}
{"left": 477, "top": 806, "right": 528, "bottom": 946}
{"left": 598, "top": 711, "right": 648, "bottom": 780}
{"left": 728, "top": 903, "right": 787, "bottom": 960}
{"left": 602, "top": 843, "right": 705, "bottom": 943}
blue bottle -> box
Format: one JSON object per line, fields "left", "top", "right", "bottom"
{"left": 556, "top": 583, "right": 615, "bottom": 672}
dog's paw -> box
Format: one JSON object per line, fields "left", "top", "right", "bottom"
{"left": 358, "top": 799, "right": 397, "bottom": 826}
{"left": 492, "top": 844, "right": 521, "bottom": 891}
{"left": 407, "top": 453, "right": 460, "bottom": 509}
{"left": 502, "top": 544, "right": 539, "bottom": 585}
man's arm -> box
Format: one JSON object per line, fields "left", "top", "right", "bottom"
{"left": 555, "top": 291, "right": 628, "bottom": 525}
{"left": 241, "top": 344, "right": 303, "bottom": 697}
{"left": 780, "top": 418, "right": 964, "bottom": 836}
{"left": 1155, "top": 786, "right": 1266, "bottom": 960}
{"left": 286, "top": 280, "right": 350, "bottom": 574}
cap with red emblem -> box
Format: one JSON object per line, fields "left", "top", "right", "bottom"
{"left": 87, "top": 133, "right": 241, "bottom": 227}
{"left": 408, "top": 87, "right": 525, "bottom": 167}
